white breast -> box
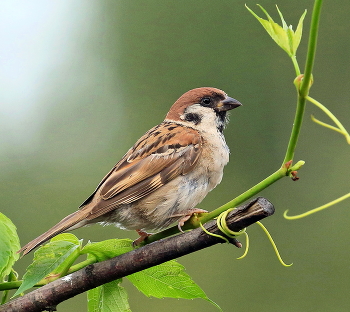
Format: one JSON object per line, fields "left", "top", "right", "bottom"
{"left": 197, "top": 127, "right": 229, "bottom": 190}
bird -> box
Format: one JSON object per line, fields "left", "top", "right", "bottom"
{"left": 19, "top": 87, "right": 242, "bottom": 256}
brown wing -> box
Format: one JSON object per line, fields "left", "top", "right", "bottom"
{"left": 82, "top": 122, "right": 202, "bottom": 220}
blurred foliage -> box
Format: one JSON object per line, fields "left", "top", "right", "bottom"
{"left": 1, "top": 0, "right": 349, "bottom": 311}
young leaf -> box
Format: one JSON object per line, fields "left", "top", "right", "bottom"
{"left": 86, "top": 252, "right": 131, "bottom": 312}
{"left": 81, "top": 239, "right": 134, "bottom": 261}
{"left": 291, "top": 8, "right": 307, "bottom": 55}
{"left": 13, "top": 239, "right": 80, "bottom": 297}
{"left": 127, "top": 260, "right": 221, "bottom": 311}
{"left": 47, "top": 246, "right": 81, "bottom": 280}
{"left": 50, "top": 233, "right": 81, "bottom": 245}
{"left": 44, "top": 233, "right": 82, "bottom": 278}
{"left": 88, "top": 279, "right": 131, "bottom": 312}
{"left": 0, "top": 212, "right": 20, "bottom": 281}
{"left": 246, "top": 4, "right": 307, "bottom": 57}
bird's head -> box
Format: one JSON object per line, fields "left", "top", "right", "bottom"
{"left": 165, "top": 87, "right": 242, "bottom": 132}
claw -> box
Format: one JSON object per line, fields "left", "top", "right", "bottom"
{"left": 175, "top": 208, "right": 208, "bottom": 232}
{"left": 133, "top": 229, "right": 152, "bottom": 247}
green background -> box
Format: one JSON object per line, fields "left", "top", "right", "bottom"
{"left": 1, "top": 1, "right": 349, "bottom": 311}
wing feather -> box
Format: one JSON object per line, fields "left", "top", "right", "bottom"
{"left": 80, "top": 122, "right": 202, "bottom": 219}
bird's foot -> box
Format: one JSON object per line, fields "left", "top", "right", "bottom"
{"left": 174, "top": 208, "right": 208, "bottom": 233}
{"left": 133, "top": 229, "right": 152, "bottom": 247}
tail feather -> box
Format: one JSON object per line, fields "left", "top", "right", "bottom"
{"left": 18, "top": 209, "right": 89, "bottom": 257}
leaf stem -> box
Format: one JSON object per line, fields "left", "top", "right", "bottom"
{"left": 1, "top": 271, "right": 17, "bottom": 303}
{"left": 0, "top": 258, "right": 97, "bottom": 291}
{"left": 0, "top": 281, "right": 21, "bottom": 292}
{"left": 67, "top": 258, "right": 96, "bottom": 275}
{"left": 291, "top": 55, "right": 301, "bottom": 76}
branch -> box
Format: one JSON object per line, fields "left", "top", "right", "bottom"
{"left": 1, "top": 197, "right": 274, "bottom": 312}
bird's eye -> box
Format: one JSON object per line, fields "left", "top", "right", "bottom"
{"left": 201, "top": 97, "right": 212, "bottom": 106}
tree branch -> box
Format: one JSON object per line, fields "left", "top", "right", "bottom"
{"left": 1, "top": 197, "right": 274, "bottom": 312}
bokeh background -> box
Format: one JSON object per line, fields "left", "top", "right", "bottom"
{"left": 1, "top": 1, "right": 349, "bottom": 311}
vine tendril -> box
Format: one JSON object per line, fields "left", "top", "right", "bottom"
{"left": 199, "top": 209, "right": 292, "bottom": 266}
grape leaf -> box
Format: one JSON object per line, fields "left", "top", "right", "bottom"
{"left": 0, "top": 212, "right": 20, "bottom": 280}
{"left": 83, "top": 240, "right": 134, "bottom": 311}
{"left": 81, "top": 239, "right": 133, "bottom": 261}
{"left": 88, "top": 279, "right": 131, "bottom": 312}
{"left": 127, "top": 260, "right": 222, "bottom": 311}
{"left": 13, "top": 237, "right": 80, "bottom": 297}
{"left": 50, "top": 233, "right": 81, "bottom": 245}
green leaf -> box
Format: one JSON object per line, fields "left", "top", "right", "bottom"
{"left": 294, "top": 10, "right": 307, "bottom": 55}
{"left": 88, "top": 279, "right": 131, "bottom": 312}
{"left": 81, "top": 239, "right": 134, "bottom": 261}
{"left": 246, "top": 4, "right": 307, "bottom": 57}
{"left": 50, "top": 233, "right": 81, "bottom": 245}
{"left": 246, "top": 4, "right": 291, "bottom": 56}
{"left": 35, "top": 233, "right": 81, "bottom": 280}
{"left": 86, "top": 252, "right": 131, "bottom": 312}
{"left": 13, "top": 239, "right": 80, "bottom": 297}
{"left": 276, "top": 5, "right": 288, "bottom": 30}
{"left": 0, "top": 212, "right": 20, "bottom": 281}
{"left": 49, "top": 241, "right": 81, "bottom": 277}
{"left": 127, "top": 260, "right": 222, "bottom": 311}
{"left": 82, "top": 239, "right": 134, "bottom": 311}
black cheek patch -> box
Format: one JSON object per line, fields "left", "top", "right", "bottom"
{"left": 184, "top": 113, "right": 202, "bottom": 125}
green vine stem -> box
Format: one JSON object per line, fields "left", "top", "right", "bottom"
{"left": 300, "top": 0, "right": 322, "bottom": 97}
{"left": 283, "top": 0, "right": 323, "bottom": 164}
{"left": 196, "top": 168, "right": 287, "bottom": 226}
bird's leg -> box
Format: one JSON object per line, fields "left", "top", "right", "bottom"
{"left": 133, "top": 229, "right": 152, "bottom": 246}
{"left": 170, "top": 208, "right": 208, "bottom": 233}
{"left": 133, "top": 209, "right": 208, "bottom": 245}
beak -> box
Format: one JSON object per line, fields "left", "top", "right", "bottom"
{"left": 216, "top": 96, "right": 242, "bottom": 112}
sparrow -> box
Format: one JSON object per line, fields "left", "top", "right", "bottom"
{"left": 19, "top": 87, "right": 241, "bottom": 256}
